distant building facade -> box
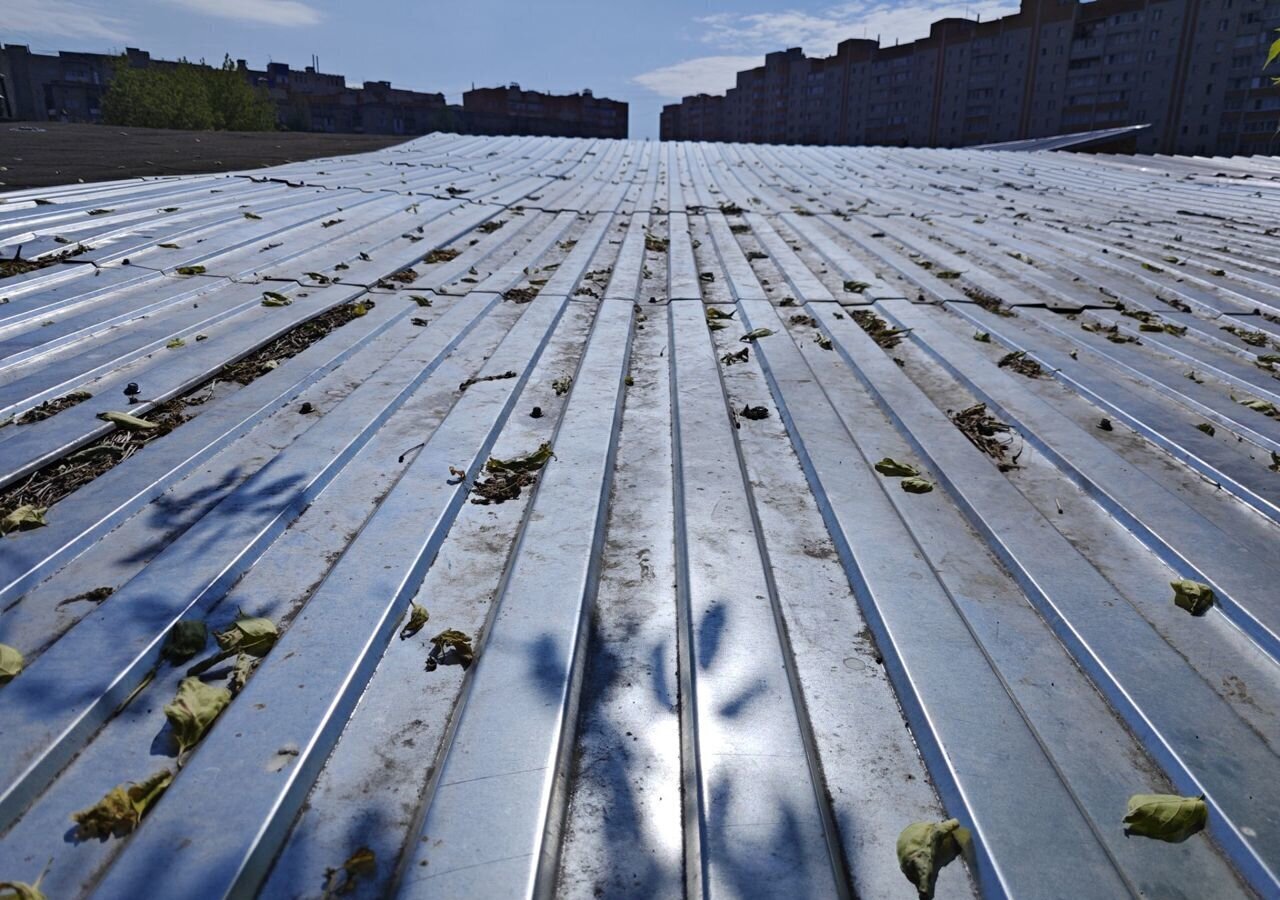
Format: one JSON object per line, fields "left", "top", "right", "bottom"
{"left": 0, "top": 45, "right": 627, "bottom": 139}
{"left": 462, "top": 85, "right": 627, "bottom": 138}
{"left": 660, "top": 0, "right": 1280, "bottom": 155}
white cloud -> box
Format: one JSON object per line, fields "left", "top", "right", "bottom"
{"left": 632, "top": 55, "right": 764, "bottom": 100}
{"left": 696, "top": 0, "right": 1019, "bottom": 56}
{"left": 165, "top": 0, "right": 323, "bottom": 27}
{"left": 0, "top": 0, "right": 131, "bottom": 42}
{"left": 634, "top": 1, "right": 1021, "bottom": 100}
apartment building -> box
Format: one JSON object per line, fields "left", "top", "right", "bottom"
{"left": 660, "top": 0, "right": 1280, "bottom": 155}
{"left": 462, "top": 85, "right": 628, "bottom": 138}
{"left": 0, "top": 46, "right": 628, "bottom": 139}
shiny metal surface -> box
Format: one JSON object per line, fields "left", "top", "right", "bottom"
{"left": 0, "top": 135, "right": 1277, "bottom": 899}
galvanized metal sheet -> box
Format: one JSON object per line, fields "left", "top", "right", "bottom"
{"left": 0, "top": 135, "right": 1277, "bottom": 900}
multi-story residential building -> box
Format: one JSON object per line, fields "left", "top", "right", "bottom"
{"left": 462, "top": 85, "right": 628, "bottom": 138}
{"left": 660, "top": 0, "right": 1280, "bottom": 155}
{"left": 0, "top": 45, "right": 628, "bottom": 139}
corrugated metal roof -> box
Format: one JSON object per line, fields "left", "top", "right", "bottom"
{"left": 0, "top": 134, "right": 1278, "bottom": 900}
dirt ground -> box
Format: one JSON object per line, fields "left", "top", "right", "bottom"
{"left": 0, "top": 122, "right": 412, "bottom": 191}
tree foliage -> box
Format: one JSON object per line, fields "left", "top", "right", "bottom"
{"left": 102, "top": 55, "right": 276, "bottom": 131}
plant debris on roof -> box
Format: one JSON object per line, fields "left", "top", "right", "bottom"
{"left": 950, "top": 403, "right": 1021, "bottom": 470}
{"left": 997, "top": 350, "right": 1043, "bottom": 378}
{"left": 851, "top": 310, "right": 910, "bottom": 349}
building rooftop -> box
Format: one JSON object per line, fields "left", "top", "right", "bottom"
{"left": 0, "top": 135, "right": 1277, "bottom": 898}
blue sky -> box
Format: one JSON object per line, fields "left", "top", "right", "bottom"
{"left": 4, "top": 0, "right": 1017, "bottom": 138}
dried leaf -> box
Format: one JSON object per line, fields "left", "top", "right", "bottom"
{"left": 851, "top": 310, "right": 911, "bottom": 349}
{"left": 1170, "top": 579, "right": 1215, "bottom": 616}
{"left": 424, "top": 248, "right": 460, "bottom": 264}
{"left": 166, "top": 337, "right": 185, "bottom": 349}
{"left": 158, "top": 242, "right": 181, "bottom": 249}
{"left": 215, "top": 613, "right": 279, "bottom": 658}
{"left": 175, "top": 265, "right": 205, "bottom": 276}
{"left": 897, "top": 819, "right": 969, "bottom": 899}
{"left": 400, "top": 603, "right": 430, "bottom": 640}
{"left": 72, "top": 770, "right": 174, "bottom": 840}
{"left": 874, "top": 458, "right": 919, "bottom": 478}
{"left": 816, "top": 333, "right": 833, "bottom": 350}
{"left": 552, "top": 376, "right": 573, "bottom": 396}
{"left": 486, "top": 442, "right": 554, "bottom": 475}
{"left": 997, "top": 350, "right": 1043, "bottom": 378}
{"left": 228, "top": 653, "right": 257, "bottom": 695}
{"left": 0, "top": 643, "right": 24, "bottom": 683}
{"left": 721, "top": 347, "right": 749, "bottom": 366}
{"left": 740, "top": 404, "right": 770, "bottom": 420}
{"left": 1, "top": 505, "right": 47, "bottom": 537}
{"left": 323, "top": 847, "right": 376, "bottom": 897}
{"left": 705, "top": 307, "right": 736, "bottom": 320}
{"left": 164, "top": 677, "right": 231, "bottom": 756}
{"left": 262, "top": 292, "right": 292, "bottom": 307}
{"left": 1195, "top": 423, "right": 1215, "bottom": 436}
{"left": 973, "top": 331, "right": 991, "bottom": 343}
{"left": 0, "top": 877, "right": 47, "bottom": 900}
{"left": 162, "top": 620, "right": 208, "bottom": 665}
{"left": 1123, "top": 794, "right": 1207, "bottom": 842}
{"left": 97, "top": 411, "right": 158, "bottom": 431}
{"left": 740, "top": 328, "right": 773, "bottom": 342}
{"left": 900, "top": 477, "right": 935, "bottom": 494}
{"left": 843, "top": 280, "right": 870, "bottom": 293}
{"left": 426, "top": 629, "right": 474, "bottom": 671}
{"left": 1235, "top": 396, "right": 1279, "bottom": 418}
{"left": 243, "top": 211, "right": 262, "bottom": 220}
{"left": 951, "top": 404, "right": 1020, "bottom": 469}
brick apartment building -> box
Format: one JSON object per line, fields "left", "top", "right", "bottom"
{"left": 660, "top": 0, "right": 1280, "bottom": 155}
{"left": 462, "top": 85, "right": 627, "bottom": 138}
{"left": 0, "top": 46, "right": 627, "bottom": 139}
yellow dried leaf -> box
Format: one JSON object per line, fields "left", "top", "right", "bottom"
{"left": 164, "top": 677, "right": 230, "bottom": 756}
{"left": 0, "top": 506, "right": 47, "bottom": 537}
{"left": 72, "top": 770, "right": 174, "bottom": 840}
{"left": 0, "top": 644, "right": 24, "bottom": 684}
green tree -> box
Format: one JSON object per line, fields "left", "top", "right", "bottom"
{"left": 101, "top": 55, "right": 275, "bottom": 131}
{"left": 206, "top": 56, "right": 277, "bottom": 131}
